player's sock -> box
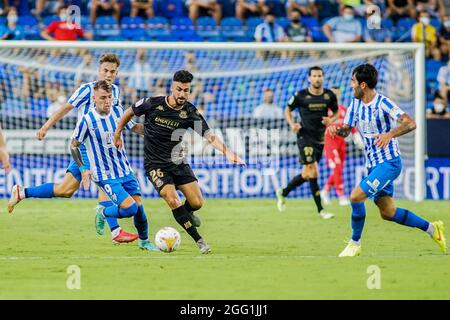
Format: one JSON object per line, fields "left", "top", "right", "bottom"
{"left": 99, "top": 201, "right": 120, "bottom": 232}
{"left": 392, "top": 207, "right": 430, "bottom": 232}
{"left": 309, "top": 178, "right": 323, "bottom": 213}
{"left": 351, "top": 202, "right": 366, "bottom": 242}
{"left": 172, "top": 206, "right": 201, "bottom": 242}
{"left": 24, "top": 183, "right": 55, "bottom": 198}
{"left": 134, "top": 205, "right": 149, "bottom": 240}
{"left": 282, "top": 174, "right": 307, "bottom": 197}
{"left": 184, "top": 200, "right": 197, "bottom": 213}
{"left": 103, "top": 203, "right": 138, "bottom": 218}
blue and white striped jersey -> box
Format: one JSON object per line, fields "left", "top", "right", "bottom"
{"left": 72, "top": 105, "right": 136, "bottom": 182}
{"left": 343, "top": 92, "right": 405, "bottom": 168}
{"left": 68, "top": 81, "right": 121, "bottom": 120}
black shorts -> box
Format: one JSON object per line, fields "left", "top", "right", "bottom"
{"left": 146, "top": 164, "right": 198, "bottom": 193}
{"left": 297, "top": 135, "right": 324, "bottom": 165}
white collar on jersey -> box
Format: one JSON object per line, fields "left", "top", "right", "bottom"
{"left": 361, "top": 91, "right": 379, "bottom": 107}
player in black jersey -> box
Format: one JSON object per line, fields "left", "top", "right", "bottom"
{"left": 276, "top": 66, "right": 339, "bottom": 219}
{"left": 114, "top": 70, "right": 245, "bottom": 254}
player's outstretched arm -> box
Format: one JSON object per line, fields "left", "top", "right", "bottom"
{"left": 205, "top": 131, "right": 246, "bottom": 165}
{"left": 114, "top": 107, "right": 135, "bottom": 150}
{"left": 37, "top": 103, "right": 75, "bottom": 140}
{"left": 375, "top": 113, "right": 416, "bottom": 148}
{"left": 70, "top": 139, "right": 91, "bottom": 190}
{"left": 0, "top": 126, "right": 11, "bottom": 173}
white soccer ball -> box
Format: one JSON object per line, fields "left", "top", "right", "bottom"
{"left": 155, "top": 227, "right": 181, "bottom": 253}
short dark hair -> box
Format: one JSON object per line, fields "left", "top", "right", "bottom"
{"left": 99, "top": 53, "right": 121, "bottom": 68}
{"left": 173, "top": 70, "right": 194, "bottom": 83}
{"left": 352, "top": 63, "right": 378, "bottom": 89}
{"left": 94, "top": 80, "right": 112, "bottom": 93}
{"left": 308, "top": 66, "right": 323, "bottom": 76}
{"left": 343, "top": 5, "right": 354, "bottom": 11}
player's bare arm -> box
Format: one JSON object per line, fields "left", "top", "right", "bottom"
{"left": 113, "top": 107, "right": 135, "bottom": 150}
{"left": 37, "top": 103, "right": 75, "bottom": 140}
{"left": 70, "top": 139, "right": 91, "bottom": 190}
{"left": 375, "top": 113, "right": 416, "bottom": 148}
{"left": 205, "top": 131, "right": 246, "bottom": 165}
{"left": 328, "top": 123, "right": 352, "bottom": 138}
{"left": 322, "top": 109, "right": 338, "bottom": 126}
{"left": 284, "top": 107, "right": 301, "bottom": 133}
{"left": 131, "top": 123, "right": 144, "bottom": 136}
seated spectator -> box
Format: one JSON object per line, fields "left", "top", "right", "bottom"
{"left": 427, "top": 93, "right": 450, "bottom": 118}
{"left": 33, "top": 0, "right": 61, "bottom": 18}
{"left": 437, "top": 57, "right": 450, "bottom": 103}
{"left": 386, "top": 0, "right": 415, "bottom": 22}
{"left": 286, "top": 10, "right": 312, "bottom": 42}
{"left": 186, "top": 0, "right": 221, "bottom": 25}
{"left": 1, "top": 7, "right": 24, "bottom": 40}
{"left": 131, "top": 0, "right": 154, "bottom": 19}
{"left": 364, "top": 9, "right": 392, "bottom": 42}
{"left": 155, "top": 0, "right": 183, "bottom": 19}
{"left": 0, "top": 0, "right": 9, "bottom": 15}
{"left": 439, "top": 16, "right": 450, "bottom": 56}
{"left": 236, "top": 0, "right": 269, "bottom": 21}
{"left": 252, "top": 88, "right": 284, "bottom": 119}
{"left": 286, "top": 0, "right": 318, "bottom": 18}
{"left": 415, "top": 0, "right": 445, "bottom": 19}
{"left": 41, "top": 5, "right": 93, "bottom": 40}
{"left": 411, "top": 10, "right": 437, "bottom": 57}
{"left": 338, "top": 0, "right": 366, "bottom": 16}
{"left": 322, "top": 5, "right": 363, "bottom": 42}
{"left": 89, "top": 0, "right": 120, "bottom": 26}
{"left": 254, "top": 12, "right": 286, "bottom": 42}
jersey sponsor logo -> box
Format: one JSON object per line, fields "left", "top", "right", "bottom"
{"left": 154, "top": 116, "right": 180, "bottom": 129}
{"left": 308, "top": 103, "right": 327, "bottom": 111}
{"left": 156, "top": 105, "right": 164, "bottom": 111}
{"left": 323, "top": 93, "right": 330, "bottom": 100}
{"left": 135, "top": 98, "right": 145, "bottom": 107}
{"left": 179, "top": 110, "right": 188, "bottom": 119}
{"left": 288, "top": 96, "right": 295, "bottom": 105}
{"left": 112, "top": 98, "right": 119, "bottom": 106}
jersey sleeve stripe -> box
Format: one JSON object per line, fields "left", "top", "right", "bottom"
{"left": 68, "top": 84, "right": 90, "bottom": 107}
{"left": 74, "top": 117, "right": 88, "bottom": 142}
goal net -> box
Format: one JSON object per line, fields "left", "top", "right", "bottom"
{"left": 0, "top": 42, "right": 425, "bottom": 201}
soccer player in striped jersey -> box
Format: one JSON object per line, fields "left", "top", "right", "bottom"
{"left": 7, "top": 53, "right": 138, "bottom": 244}
{"left": 70, "top": 80, "right": 157, "bottom": 251}
{"left": 328, "top": 63, "right": 447, "bottom": 257}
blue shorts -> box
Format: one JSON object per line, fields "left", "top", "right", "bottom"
{"left": 66, "top": 160, "right": 82, "bottom": 182}
{"left": 359, "top": 157, "right": 402, "bottom": 202}
{"left": 96, "top": 174, "right": 142, "bottom": 206}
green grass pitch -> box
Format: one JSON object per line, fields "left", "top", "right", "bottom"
{"left": 0, "top": 198, "right": 449, "bottom": 299}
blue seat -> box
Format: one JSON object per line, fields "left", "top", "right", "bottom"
{"left": 18, "top": 15, "right": 40, "bottom": 39}
{"left": 381, "top": 18, "right": 394, "bottom": 29}
{"left": 80, "top": 15, "right": 93, "bottom": 32}
{"left": 245, "top": 17, "right": 264, "bottom": 37}
{"left": 275, "top": 17, "right": 291, "bottom": 30}
{"left": 311, "top": 26, "right": 328, "bottom": 42}
{"left": 221, "top": 17, "right": 245, "bottom": 39}
{"left": 121, "top": 16, "right": 146, "bottom": 39}
{"left": 146, "top": 16, "right": 171, "bottom": 38}
{"left": 396, "top": 17, "right": 416, "bottom": 29}
{"left": 94, "top": 16, "right": 120, "bottom": 39}
{"left": 430, "top": 18, "right": 442, "bottom": 30}
{"left": 301, "top": 17, "right": 319, "bottom": 28}
{"left": 392, "top": 26, "right": 412, "bottom": 42}
{"left": 196, "top": 16, "right": 220, "bottom": 38}
{"left": 425, "top": 59, "right": 443, "bottom": 81}
{"left": 171, "top": 17, "right": 195, "bottom": 39}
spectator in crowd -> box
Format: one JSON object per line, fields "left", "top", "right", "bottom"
{"left": 0, "top": 0, "right": 9, "bottom": 15}
{"left": 254, "top": 11, "right": 286, "bottom": 42}
{"left": 415, "top": 0, "right": 445, "bottom": 20}
{"left": 7, "top": 0, "right": 31, "bottom": 15}
{"left": 89, "top": 0, "right": 120, "bottom": 26}
{"left": 185, "top": 50, "right": 198, "bottom": 72}
{"left": 186, "top": 0, "right": 221, "bottom": 25}
{"left": 322, "top": 5, "right": 363, "bottom": 42}
{"left": 236, "top": 0, "right": 269, "bottom": 21}
{"left": 439, "top": 16, "right": 450, "bottom": 56}
{"left": 286, "top": 0, "right": 318, "bottom": 18}
{"left": 153, "top": 78, "right": 168, "bottom": 96}
{"left": 437, "top": 57, "right": 450, "bottom": 104}
{"left": 364, "top": 9, "right": 392, "bottom": 42}
{"left": 386, "top": 0, "right": 415, "bottom": 22}
{"left": 130, "top": 0, "right": 154, "bottom": 19}
{"left": 338, "top": 0, "right": 365, "bottom": 16}
{"left": 34, "top": 0, "right": 61, "bottom": 18}
{"left": 286, "top": 10, "right": 312, "bottom": 42}
{"left": 411, "top": 10, "right": 437, "bottom": 57}
{"left": 75, "top": 50, "right": 96, "bottom": 87}
{"left": 252, "top": 88, "right": 284, "bottom": 119}
{"left": 129, "top": 48, "right": 153, "bottom": 101}
{"left": 41, "top": 5, "right": 93, "bottom": 40}
{"left": 427, "top": 93, "right": 450, "bottom": 118}
{"left": 1, "top": 7, "right": 24, "bottom": 40}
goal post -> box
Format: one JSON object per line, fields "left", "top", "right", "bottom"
{"left": 0, "top": 41, "right": 426, "bottom": 201}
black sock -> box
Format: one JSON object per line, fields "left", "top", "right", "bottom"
{"left": 309, "top": 178, "right": 323, "bottom": 213}
{"left": 184, "top": 201, "right": 197, "bottom": 213}
{"left": 282, "top": 174, "right": 307, "bottom": 197}
{"left": 172, "top": 206, "right": 201, "bottom": 242}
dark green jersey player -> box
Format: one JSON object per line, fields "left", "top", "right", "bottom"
{"left": 114, "top": 70, "right": 245, "bottom": 254}
{"left": 276, "top": 66, "right": 339, "bottom": 219}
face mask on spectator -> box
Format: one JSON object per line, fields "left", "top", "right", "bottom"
{"left": 60, "top": 13, "right": 67, "bottom": 21}
{"left": 420, "top": 17, "right": 430, "bottom": 25}
{"left": 292, "top": 18, "right": 300, "bottom": 24}
{"left": 434, "top": 103, "right": 446, "bottom": 113}
{"left": 343, "top": 13, "right": 354, "bottom": 21}
{"left": 445, "top": 21, "right": 450, "bottom": 28}
{"left": 8, "top": 15, "right": 18, "bottom": 24}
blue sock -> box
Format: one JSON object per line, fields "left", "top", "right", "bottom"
{"left": 392, "top": 207, "right": 429, "bottom": 232}
{"left": 25, "top": 183, "right": 55, "bottom": 198}
{"left": 134, "top": 205, "right": 148, "bottom": 240}
{"left": 99, "top": 201, "right": 120, "bottom": 232}
{"left": 351, "top": 202, "right": 366, "bottom": 242}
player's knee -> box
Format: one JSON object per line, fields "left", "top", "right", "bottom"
{"left": 349, "top": 190, "right": 364, "bottom": 203}
{"left": 189, "top": 197, "right": 204, "bottom": 210}
{"left": 166, "top": 197, "right": 182, "bottom": 209}
{"left": 54, "top": 184, "right": 75, "bottom": 198}
{"left": 120, "top": 202, "right": 138, "bottom": 218}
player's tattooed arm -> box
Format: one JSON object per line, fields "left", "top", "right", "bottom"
{"left": 70, "top": 139, "right": 85, "bottom": 168}
{"left": 390, "top": 113, "right": 417, "bottom": 138}
{"left": 328, "top": 124, "right": 351, "bottom": 138}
